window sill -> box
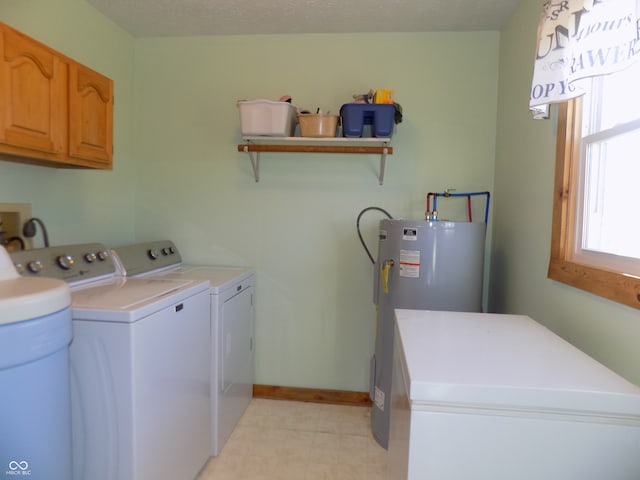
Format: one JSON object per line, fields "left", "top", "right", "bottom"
{"left": 548, "top": 258, "right": 640, "bottom": 309}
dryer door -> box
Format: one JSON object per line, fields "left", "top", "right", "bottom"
{"left": 219, "top": 285, "right": 254, "bottom": 447}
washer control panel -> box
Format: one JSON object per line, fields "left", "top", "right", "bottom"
{"left": 10, "top": 243, "right": 115, "bottom": 283}
{"left": 110, "top": 240, "right": 182, "bottom": 277}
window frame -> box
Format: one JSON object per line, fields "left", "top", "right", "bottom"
{"left": 548, "top": 101, "right": 640, "bottom": 310}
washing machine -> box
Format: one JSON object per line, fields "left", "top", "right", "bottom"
{"left": 1, "top": 246, "right": 72, "bottom": 480}
{"left": 10, "top": 243, "right": 212, "bottom": 480}
{"left": 110, "top": 240, "right": 255, "bottom": 455}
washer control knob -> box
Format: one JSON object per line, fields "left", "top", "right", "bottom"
{"left": 84, "top": 252, "right": 97, "bottom": 263}
{"left": 57, "top": 255, "right": 75, "bottom": 270}
{"left": 148, "top": 249, "right": 160, "bottom": 260}
{"left": 14, "top": 263, "right": 25, "bottom": 274}
{"left": 162, "top": 247, "right": 173, "bottom": 256}
{"left": 27, "top": 260, "right": 43, "bottom": 273}
{"left": 97, "top": 250, "right": 109, "bottom": 261}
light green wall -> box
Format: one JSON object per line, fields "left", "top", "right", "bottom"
{"left": 0, "top": 0, "right": 136, "bottom": 247}
{"left": 8, "top": 0, "right": 638, "bottom": 395}
{"left": 3, "top": 0, "right": 638, "bottom": 400}
{"left": 3, "top": 0, "right": 499, "bottom": 393}
{"left": 492, "top": 0, "right": 640, "bottom": 384}
{"left": 132, "top": 33, "right": 499, "bottom": 391}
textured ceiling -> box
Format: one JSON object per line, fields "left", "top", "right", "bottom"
{"left": 85, "top": 0, "right": 521, "bottom": 37}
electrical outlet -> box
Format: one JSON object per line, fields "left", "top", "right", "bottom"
{"left": 0, "top": 203, "right": 32, "bottom": 251}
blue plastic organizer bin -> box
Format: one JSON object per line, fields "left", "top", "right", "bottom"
{"left": 340, "top": 103, "right": 396, "bottom": 138}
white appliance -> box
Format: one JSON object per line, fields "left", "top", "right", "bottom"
{"left": 371, "top": 219, "right": 486, "bottom": 448}
{"left": 1, "top": 246, "right": 72, "bottom": 480}
{"left": 388, "top": 309, "right": 640, "bottom": 480}
{"left": 10, "top": 244, "right": 212, "bottom": 480}
{"left": 110, "top": 240, "right": 255, "bottom": 455}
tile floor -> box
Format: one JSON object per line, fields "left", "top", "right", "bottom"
{"left": 197, "top": 398, "right": 388, "bottom": 480}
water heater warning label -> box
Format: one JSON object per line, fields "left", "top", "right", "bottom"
{"left": 402, "top": 227, "right": 418, "bottom": 241}
{"left": 399, "top": 250, "right": 420, "bottom": 278}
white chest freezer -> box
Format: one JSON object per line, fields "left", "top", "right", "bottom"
{"left": 388, "top": 310, "right": 640, "bottom": 480}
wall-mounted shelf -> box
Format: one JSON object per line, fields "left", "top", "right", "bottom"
{"left": 237, "top": 137, "right": 393, "bottom": 184}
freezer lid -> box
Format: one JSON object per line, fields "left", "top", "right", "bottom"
{"left": 395, "top": 309, "right": 640, "bottom": 418}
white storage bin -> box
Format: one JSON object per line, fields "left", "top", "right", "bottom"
{"left": 237, "top": 100, "right": 297, "bottom": 136}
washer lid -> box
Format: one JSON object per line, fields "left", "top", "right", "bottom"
{"left": 0, "top": 247, "right": 70, "bottom": 324}
{"left": 0, "top": 278, "right": 71, "bottom": 325}
{"left": 71, "top": 276, "right": 209, "bottom": 323}
{"left": 395, "top": 310, "right": 640, "bottom": 419}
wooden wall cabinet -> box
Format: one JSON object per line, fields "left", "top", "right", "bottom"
{"left": 68, "top": 62, "right": 113, "bottom": 166}
{"left": 0, "top": 22, "right": 113, "bottom": 169}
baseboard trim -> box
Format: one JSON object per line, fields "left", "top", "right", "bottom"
{"left": 253, "top": 384, "right": 372, "bottom": 407}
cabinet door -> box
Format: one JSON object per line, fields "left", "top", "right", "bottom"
{"left": 68, "top": 61, "right": 113, "bottom": 168}
{"left": 0, "top": 23, "right": 67, "bottom": 159}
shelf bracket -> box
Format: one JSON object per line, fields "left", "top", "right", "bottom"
{"left": 378, "top": 147, "right": 388, "bottom": 185}
{"left": 243, "top": 146, "right": 260, "bottom": 182}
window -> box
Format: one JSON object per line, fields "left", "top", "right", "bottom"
{"left": 549, "top": 62, "right": 640, "bottom": 310}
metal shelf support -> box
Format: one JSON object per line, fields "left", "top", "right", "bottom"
{"left": 243, "top": 145, "right": 260, "bottom": 182}
{"left": 379, "top": 147, "right": 388, "bottom": 185}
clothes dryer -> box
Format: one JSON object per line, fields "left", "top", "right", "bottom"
{"left": 110, "top": 240, "right": 255, "bottom": 455}
{"left": 10, "top": 244, "right": 212, "bottom": 480}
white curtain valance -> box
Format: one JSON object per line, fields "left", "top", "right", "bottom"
{"left": 530, "top": 0, "right": 640, "bottom": 118}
